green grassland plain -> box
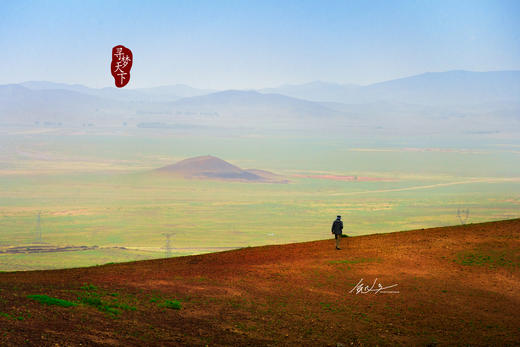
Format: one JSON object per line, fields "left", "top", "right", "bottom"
{"left": 1, "top": 128, "right": 519, "bottom": 270}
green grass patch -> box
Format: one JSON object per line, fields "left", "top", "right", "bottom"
{"left": 454, "top": 249, "right": 520, "bottom": 268}
{"left": 80, "top": 283, "right": 98, "bottom": 291}
{"left": 354, "top": 312, "right": 371, "bottom": 322}
{"left": 158, "top": 299, "right": 182, "bottom": 310}
{"left": 319, "top": 302, "right": 336, "bottom": 312}
{"left": 0, "top": 312, "right": 24, "bottom": 320}
{"left": 78, "top": 293, "right": 119, "bottom": 315}
{"left": 329, "top": 257, "right": 381, "bottom": 265}
{"left": 78, "top": 291, "right": 136, "bottom": 316}
{"left": 27, "top": 294, "right": 76, "bottom": 307}
{"left": 115, "top": 302, "right": 136, "bottom": 311}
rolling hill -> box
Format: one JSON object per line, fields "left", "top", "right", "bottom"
{"left": 170, "top": 90, "right": 341, "bottom": 118}
{"left": 260, "top": 81, "right": 360, "bottom": 103}
{"left": 0, "top": 84, "right": 119, "bottom": 124}
{"left": 0, "top": 219, "right": 518, "bottom": 345}
{"left": 155, "top": 155, "right": 288, "bottom": 183}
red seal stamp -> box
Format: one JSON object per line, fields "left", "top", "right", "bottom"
{"left": 111, "top": 45, "right": 133, "bottom": 88}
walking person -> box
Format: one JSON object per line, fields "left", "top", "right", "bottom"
{"left": 331, "top": 215, "right": 343, "bottom": 250}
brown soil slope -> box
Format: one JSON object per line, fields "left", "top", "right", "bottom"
{"left": 0, "top": 219, "right": 519, "bottom": 346}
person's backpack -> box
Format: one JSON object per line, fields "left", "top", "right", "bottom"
{"left": 332, "top": 220, "right": 342, "bottom": 233}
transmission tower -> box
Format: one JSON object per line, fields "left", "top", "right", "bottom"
{"left": 36, "top": 211, "right": 42, "bottom": 243}
{"left": 457, "top": 208, "right": 470, "bottom": 225}
{"left": 162, "top": 233, "right": 174, "bottom": 258}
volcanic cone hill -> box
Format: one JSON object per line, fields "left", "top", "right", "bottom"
{"left": 155, "top": 155, "right": 288, "bottom": 183}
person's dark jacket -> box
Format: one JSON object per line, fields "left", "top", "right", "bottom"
{"left": 331, "top": 219, "right": 343, "bottom": 235}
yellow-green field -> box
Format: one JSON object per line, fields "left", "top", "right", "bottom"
{"left": 1, "top": 129, "right": 519, "bottom": 270}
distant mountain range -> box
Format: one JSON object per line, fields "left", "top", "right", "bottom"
{"left": 155, "top": 155, "right": 288, "bottom": 183}
{"left": 0, "top": 70, "right": 518, "bottom": 131}
{"left": 261, "top": 70, "right": 520, "bottom": 105}
{"left": 18, "top": 81, "right": 215, "bottom": 102}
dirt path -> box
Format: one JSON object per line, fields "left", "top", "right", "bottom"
{"left": 331, "top": 177, "right": 520, "bottom": 196}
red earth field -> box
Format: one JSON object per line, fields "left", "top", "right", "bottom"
{"left": 0, "top": 219, "right": 519, "bottom": 346}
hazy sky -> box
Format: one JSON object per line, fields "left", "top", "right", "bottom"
{"left": 1, "top": 0, "right": 519, "bottom": 89}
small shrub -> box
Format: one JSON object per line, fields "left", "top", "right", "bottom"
{"left": 27, "top": 295, "right": 76, "bottom": 307}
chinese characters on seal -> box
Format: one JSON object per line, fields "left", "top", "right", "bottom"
{"left": 111, "top": 45, "right": 132, "bottom": 88}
